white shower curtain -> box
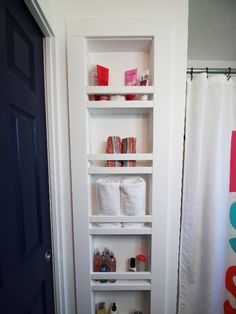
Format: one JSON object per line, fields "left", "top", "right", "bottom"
{"left": 179, "top": 73, "right": 236, "bottom": 314}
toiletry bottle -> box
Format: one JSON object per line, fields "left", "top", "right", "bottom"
{"left": 108, "top": 250, "right": 116, "bottom": 283}
{"left": 104, "top": 247, "right": 110, "bottom": 267}
{"left": 136, "top": 255, "right": 146, "bottom": 271}
{"left": 110, "top": 302, "right": 118, "bottom": 314}
{"left": 96, "top": 302, "right": 106, "bottom": 314}
{"left": 93, "top": 248, "right": 100, "bottom": 272}
{"left": 100, "top": 252, "right": 107, "bottom": 283}
{"left": 129, "top": 257, "right": 136, "bottom": 272}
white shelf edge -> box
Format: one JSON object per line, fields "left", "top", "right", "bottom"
{"left": 86, "top": 100, "right": 153, "bottom": 109}
{"left": 88, "top": 167, "right": 153, "bottom": 174}
{"left": 87, "top": 153, "right": 153, "bottom": 161}
{"left": 91, "top": 272, "right": 151, "bottom": 280}
{"left": 89, "top": 215, "right": 152, "bottom": 223}
{"left": 86, "top": 86, "right": 154, "bottom": 95}
{"left": 91, "top": 280, "right": 151, "bottom": 291}
{"left": 89, "top": 227, "right": 152, "bottom": 235}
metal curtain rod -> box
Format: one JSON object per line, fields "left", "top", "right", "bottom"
{"left": 186, "top": 67, "right": 236, "bottom": 75}
{"left": 186, "top": 67, "right": 236, "bottom": 80}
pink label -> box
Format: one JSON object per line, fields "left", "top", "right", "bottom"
{"left": 230, "top": 131, "right": 236, "bottom": 192}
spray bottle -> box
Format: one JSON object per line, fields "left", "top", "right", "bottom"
{"left": 100, "top": 252, "right": 107, "bottom": 283}
{"left": 107, "top": 250, "right": 116, "bottom": 283}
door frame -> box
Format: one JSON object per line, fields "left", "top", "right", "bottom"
{"left": 23, "top": 1, "right": 66, "bottom": 313}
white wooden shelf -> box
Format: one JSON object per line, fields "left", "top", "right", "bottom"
{"left": 91, "top": 280, "right": 151, "bottom": 291}
{"left": 91, "top": 272, "right": 151, "bottom": 280}
{"left": 86, "top": 101, "right": 153, "bottom": 113}
{"left": 89, "top": 215, "right": 152, "bottom": 223}
{"left": 87, "top": 153, "right": 153, "bottom": 161}
{"left": 86, "top": 100, "right": 153, "bottom": 108}
{"left": 88, "top": 167, "right": 153, "bottom": 174}
{"left": 86, "top": 86, "right": 154, "bottom": 95}
{"left": 90, "top": 227, "right": 152, "bottom": 235}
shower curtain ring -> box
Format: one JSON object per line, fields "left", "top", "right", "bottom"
{"left": 227, "top": 67, "right": 231, "bottom": 80}
{"left": 206, "top": 67, "right": 209, "bottom": 78}
{"left": 190, "top": 67, "right": 193, "bottom": 81}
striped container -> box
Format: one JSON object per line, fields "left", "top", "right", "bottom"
{"left": 106, "top": 136, "right": 122, "bottom": 167}
{"left": 122, "top": 137, "right": 137, "bottom": 167}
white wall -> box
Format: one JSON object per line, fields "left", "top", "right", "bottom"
{"left": 39, "top": 0, "right": 189, "bottom": 313}
{"left": 188, "top": 0, "right": 236, "bottom": 61}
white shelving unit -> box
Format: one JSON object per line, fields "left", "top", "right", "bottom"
{"left": 67, "top": 18, "right": 172, "bottom": 314}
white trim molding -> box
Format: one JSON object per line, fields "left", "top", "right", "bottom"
{"left": 43, "top": 37, "right": 65, "bottom": 314}
{"left": 24, "top": 0, "right": 54, "bottom": 37}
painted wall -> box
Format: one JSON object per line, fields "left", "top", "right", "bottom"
{"left": 38, "top": 0, "right": 189, "bottom": 313}
{"left": 188, "top": 0, "right": 236, "bottom": 61}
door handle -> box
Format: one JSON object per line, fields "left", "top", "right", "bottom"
{"left": 45, "top": 249, "right": 52, "bottom": 263}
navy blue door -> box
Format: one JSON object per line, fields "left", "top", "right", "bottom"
{"left": 0, "top": 1, "right": 55, "bottom": 313}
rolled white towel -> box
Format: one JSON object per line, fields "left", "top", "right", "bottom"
{"left": 120, "top": 177, "right": 146, "bottom": 227}
{"left": 96, "top": 178, "right": 121, "bottom": 227}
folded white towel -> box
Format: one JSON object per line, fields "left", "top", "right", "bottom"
{"left": 120, "top": 177, "right": 146, "bottom": 227}
{"left": 96, "top": 178, "right": 121, "bottom": 227}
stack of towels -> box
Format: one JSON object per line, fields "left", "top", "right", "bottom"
{"left": 96, "top": 177, "right": 146, "bottom": 228}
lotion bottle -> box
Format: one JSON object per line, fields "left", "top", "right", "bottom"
{"left": 96, "top": 302, "right": 106, "bottom": 314}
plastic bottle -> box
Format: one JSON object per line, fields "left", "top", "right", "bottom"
{"left": 129, "top": 257, "right": 136, "bottom": 272}
{"left": 110, "top": 302, "right": 118, "bottom": 313}
{"left": 96, "top": 302, "right": 106, "bottom": 314}
{"left": 107, "top": 250, "right": 116, "bottom": 283}
{"left": 136, "top": 255, "right": 146, "bottom": 271}
{"left": 100, "top": 252, "right": 107, "bottom": 283}
{"left": 104, "top": 247, "right": 110, "bottom": 268}
{"left": 93, "top": 248, "right": 100, "bottom": 273}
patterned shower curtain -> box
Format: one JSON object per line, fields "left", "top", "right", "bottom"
{"left": 178, "top": 73, "right": 236, "bottom": 314}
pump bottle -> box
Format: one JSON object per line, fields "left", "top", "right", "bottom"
{"left": 110, "top": 302, "right": 118, "bottom": 314}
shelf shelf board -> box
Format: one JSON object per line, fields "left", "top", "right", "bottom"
{"left": 86, "top": 86, "right": 154, "bottom": 95}
{"left": 86, "top": 100, "right": 153, "bottom": 108}
{"left": 87, "top": 153, "right": 153, "bottom": 161}
{"left": 88, "top": 167, "right": 153, "bottom": 174}
{"left": 91, "top": 272, "right": 151, "bottom": 280}
{"left": 89, "top": 215, "right": 152, "bottom": 223}
{"left": 86, "top": 101, "right": 153, "bottom": 113}
{"left": 89, "top": 227, "right": 152, "bottom": 235}
{"left": 91, "top": 280, "right": 151, "bottom": 291}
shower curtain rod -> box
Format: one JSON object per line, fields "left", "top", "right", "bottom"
{"left": 186, "top": 67, "right": 236, "bottom": 75}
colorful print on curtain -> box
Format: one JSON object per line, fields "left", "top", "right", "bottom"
{"left": 224, "top": 131, "right": 236, "bottom": 314}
